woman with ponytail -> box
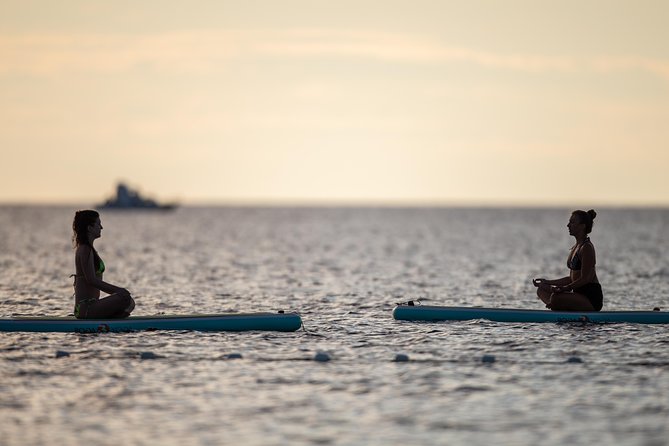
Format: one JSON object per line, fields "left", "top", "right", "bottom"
{"left": 72, "top": 210, "right": 135, "bottom": 318}
{"left": 533, "top": 209, "right": 603, "bottom": 311}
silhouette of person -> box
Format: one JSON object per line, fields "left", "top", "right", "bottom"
{"left": 533, "top": 210, "right": 603, "bottom": 311}
{"left": 71, "top": 210, "right": 135, "bottom": 318}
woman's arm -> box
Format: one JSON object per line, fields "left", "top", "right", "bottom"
{"left": 77, "top": 246, "right": 128, "bottom": 295}
{"left": 533, "top": 276, "right": 571, "bottom": 293}
{"left": 535, "top": 276, "right": 571, "bottom": 286}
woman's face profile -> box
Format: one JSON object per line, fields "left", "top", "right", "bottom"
{"left": 88, "top": 218, "right": 103, "bottom": 240}
{"left": 567, "top": 214, "right": 583, "bottom": 235}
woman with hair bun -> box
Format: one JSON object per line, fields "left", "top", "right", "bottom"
{"left": 533, "top": 209, "right": 603, "bottom": 311}
{"left": 72, "top": 210, "right": 135, "bottom": 318}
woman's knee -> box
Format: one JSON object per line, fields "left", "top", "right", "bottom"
{"left": 120, "top": 294, "right": 134, "bottom": 310}
{"left": 537, "top": 288, "right": 551, "bottom": 300}
{"left": 111, "top": 293, "right": 134, "bottom": 315}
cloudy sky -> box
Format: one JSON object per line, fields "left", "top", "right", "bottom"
{"left": 1, "top": 0, "right": 668, "bottom": 205}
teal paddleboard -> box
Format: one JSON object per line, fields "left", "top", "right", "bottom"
{"left": 393, "top": 305, "right": 669, "bottom": 324}
{"left": 0, "top": 312, "right": 302, "bottom": 333}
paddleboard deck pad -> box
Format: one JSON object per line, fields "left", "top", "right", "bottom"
{"left": 393, "top": 305, "right": 669, "bottom": 324}
{"left": 0, "top": 312, "right": 303, "bottom": 333}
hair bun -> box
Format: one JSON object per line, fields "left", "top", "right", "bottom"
{"left": 587, "top": 209, "right": 597, "bottom": 220}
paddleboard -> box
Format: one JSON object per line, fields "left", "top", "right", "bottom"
{"left": 393, "top": 305, "right": 669, "bottom": 324}
{"left": 0, "top": 312, "right": 302, "bottom": 333}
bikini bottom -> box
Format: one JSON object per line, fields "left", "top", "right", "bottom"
{"left": 573, "top": 283, "right": 603, "bottom": 311}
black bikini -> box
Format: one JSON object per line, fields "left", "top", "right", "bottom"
{"left": 568, "top": 238, "right": 603, "bottom": 311}
{"left": 567, "top": 248, "right": 583, "bottom": 270}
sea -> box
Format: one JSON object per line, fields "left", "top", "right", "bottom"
{"left": 1, "top": 206, "right": 668, "bottom": 446}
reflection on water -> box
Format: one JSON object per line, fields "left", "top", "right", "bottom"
{"left": 1, "top": 206, "right": 668, "bottom": 445}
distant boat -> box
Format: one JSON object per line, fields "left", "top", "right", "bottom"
{"left": 97, "top": 183, "right": 177, "bottom": 210}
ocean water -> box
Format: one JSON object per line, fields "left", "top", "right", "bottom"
{"left": 1, "top": 206, "right": 668, "bottom": 446}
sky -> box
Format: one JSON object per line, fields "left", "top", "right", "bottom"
{"left": 1, "top": 0, "right": 668, "bottom": 206}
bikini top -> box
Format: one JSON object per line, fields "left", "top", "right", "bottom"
{"left": 71, "top": 248, "right": 105, "bottom": 287}
{"left": 78, "top": 247, "right": 105, "bottom": 276}
{"left": 94, "top": 253, "right": 105, "bottom": 276}
{"left": 567, "top": 238, "right": 591, "bottom": 271}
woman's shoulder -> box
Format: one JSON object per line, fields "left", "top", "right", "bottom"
{"left": 581, "top": 240, "right": 596, "bottom": 254}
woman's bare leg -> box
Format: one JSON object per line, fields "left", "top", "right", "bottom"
{"left": 81, "top": 293, "right": 135, "bottom": 319}
{"left": 537, "top": 288, "right": 553, "bottom": 307}
{"left": 549, "top": 292, "right": 596, "bottom": 312}
{"left": 112, "top": 297, "right": 135, "bottom": 318}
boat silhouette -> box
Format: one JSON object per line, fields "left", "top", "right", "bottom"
{"left": 97, "top": 183, "right": 177, "bottom": 210}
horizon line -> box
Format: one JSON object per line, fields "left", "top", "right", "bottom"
{"left": 1, "top": 197, "right": 668, "bottom": 209}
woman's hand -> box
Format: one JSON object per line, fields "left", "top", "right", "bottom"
{"left": 114, "top": 287, "right": 131, "bottom": 297}
{"left": 532, "top": 278, "right": 546, "bottom": 287}
{"left": 533, "top": 278, "right": 553, "bottom": 292}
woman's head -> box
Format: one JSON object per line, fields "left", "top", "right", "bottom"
{"left": 570, "top": 209, "right": 597, "bottom": 234}
{"left": 72, "top": 210, "right": 101, "bottom": 246}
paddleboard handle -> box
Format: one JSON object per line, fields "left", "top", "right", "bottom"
{"left": 395, "top": 300, "right": 419, "bottom": 306}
